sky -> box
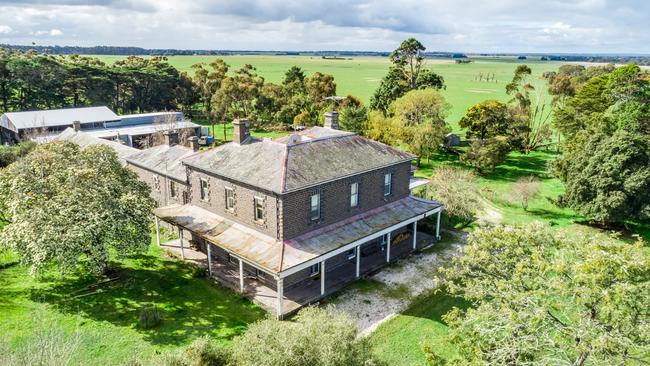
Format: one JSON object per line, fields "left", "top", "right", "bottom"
{"left": 0, "top": 0, "right": 648, "bottom": 54}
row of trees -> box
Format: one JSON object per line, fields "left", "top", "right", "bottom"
{"left": 545, "top": 64, "right": 650, "bottom": 225}
{"left": 0, "top": 49, "right": 197, "bottom": 114}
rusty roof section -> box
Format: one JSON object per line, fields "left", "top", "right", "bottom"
{"left": 153, "top": 196, "right": 441, "bottom": 275}
{"left": 125, "top": 144, "right": 197, "bottom": 182}
{"left": 181, "top": 127, "right": 415, "bottom": 194}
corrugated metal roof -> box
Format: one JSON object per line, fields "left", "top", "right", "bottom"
{"left": 125, "top": 144, "right": 197, "bottom": 182}
{"left": 2, "top": 106, "right": 119, "bottom": 131}
{"left": 54, "top": 128, "right": 138, "bottom": 163}
{"left": 153, "top": 196, "right": 442, "bottom": 274}
{"left": 182, "top": 127, "right": 415, "bottom": 194}
{"left": 84, "top": 121, "right": 200, "bottom": 139}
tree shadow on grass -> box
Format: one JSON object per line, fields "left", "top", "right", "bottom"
{"left": 523, "top": 208, "right": 579, "bottom": 224}
{"left": 483, "top": 153, "right": 553, "bottom": 183}
{"left": 402, "top": 288, "right": 471, "bottom": 324}
{"left": 29, "top": 254, "right": 266, "bottom": 346}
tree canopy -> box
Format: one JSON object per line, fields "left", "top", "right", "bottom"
{"left": 0, "top": 141, "right": 154, "bottom": 275}
{"left": 435, "top": 224, "right": 650, "bottom": 366}
{"left": 370, "top": 38, "right": 444, "bottom": 113}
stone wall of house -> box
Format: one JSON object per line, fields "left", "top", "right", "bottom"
{"left": 127, "top": 164, "right": 187, "bottom": 207}
{"left": 279, "top": 160, "right": 412, "bottom": 240}
{"left": 187, "top": 167, "right": 281, "bottom": 239}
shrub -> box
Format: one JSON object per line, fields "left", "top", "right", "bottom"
{"left": 190, "top": 265, "right": 207, "bottom": 278}
{"left": 158, "top": 336, "right": 232, "bottom": 366}
{"left": 230, "top": 306, "right": 381, "bottom": 366}
{"left": 138, "top": 305, "right": 163, "bottom": 329}
{"left": 420, "top": 167, "right": 480, "bottom": 227}
{"left": 509, "top": 175, "right": 541, "bottom": 210}
{"left": 461, "top": 136, "right": 511, "bottom": 174}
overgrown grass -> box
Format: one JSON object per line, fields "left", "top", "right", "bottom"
{"left": 0, "top": 235, "right": 266, "bottom": 365}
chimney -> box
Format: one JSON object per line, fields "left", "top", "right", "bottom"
{"left": 188, "top": 136, "right": 199, "bottom": 152}
{"left": 163, "top": 130, "right": 179, "bottom": 146}
{"left": 232, "top": 119, "right": 251, "bottom": 145}
{"left": 73, "top": 120, "right": 81, "bottom": 132}
{"left": 323, "top": 111, "right": 339, "bottom": 129}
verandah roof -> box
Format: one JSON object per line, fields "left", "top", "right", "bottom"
{"left": 153, "top": 196, "right": 442, "bottom": 275}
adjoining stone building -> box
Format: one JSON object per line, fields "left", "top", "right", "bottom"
{"left": 154, "top": 112, "right": 443, "bottom": 317}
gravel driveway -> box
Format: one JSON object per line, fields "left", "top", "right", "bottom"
{"left": 331, "top": 230, "right": 467, "bottom": 335}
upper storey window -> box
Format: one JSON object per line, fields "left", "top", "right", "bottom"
{"left": 350, "top": 182, "right": 359, "bottom": 208}
{"left": 383, "top": 173, "right": 392, "bottom": 196}
{"left": 254, "top": 196, "right": 265, "bottom": 223}
{"left": 200, "top": 178, "right": 209, "bottom": 201}
{"left": 225, "top": 187, "right": 235, "bottom": 211}
{"left": 310, "top": 193, "right": 320, "bottom": 221}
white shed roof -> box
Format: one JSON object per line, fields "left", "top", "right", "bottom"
{"left": 1, "top": 106, "right": 119, "bottom": 131}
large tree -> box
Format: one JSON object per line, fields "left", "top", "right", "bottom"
{"left": 435, "top": 224, "right": 650, "bottom": 366}
{"left": 370, "top": 38, "right": 444, "bottom": 113}
{"left": 556, "top": 129, "right": 650, "bottom": 225}
{"left": 0, "top": 141, "right": 154, "bottom": 275}
{"left": 458, "top": 100, "right": 514, "bottom": 140}
{"left": 390, "top": 88, "right": 451, "bottom": 166}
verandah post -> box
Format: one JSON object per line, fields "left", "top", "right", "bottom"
{"left": 239, "top": 259, "right": 244, "bottom": 293}
{"left": 412, "top": 221, "right": 418, "bottom": 250}
{"left": 154, "top": 216, "right": 161, "bottom": 247}
{"left": 320, "top": 260, "right": 326, "bottom": 296}
{"left": 355, "top": 245, "right": 361, "bottom": 278}
{"left": 179, "top": 227, "right": 185, "bottom": 260}
{"left": 207, "top": 243, "right": 213, "bottom": 276}
{"left": 276, "top": 278, "right": 284, "bottom": 319}
{"left": 386, "top": 232, "right": 391, "bottom": 263}
{"left": 436, "top": 210, "right": 441, "bottom": 240}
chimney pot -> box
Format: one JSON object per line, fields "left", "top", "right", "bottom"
{"left": 324, "top": 111, "right": 339, "bottom": 129}
{"left": 232, "top": 119, "right": 251, "bottom": 145}
{"left": 73, "top": 120, "right": 81, "bottom": 132}
{"left": 163, "top": 130, "right": 179, "bottom": 146}
{"left": 188, "top": 136, "right": 199, "bottom": 152}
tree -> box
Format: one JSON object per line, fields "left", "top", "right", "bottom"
{"left": 230, "top": 306, "right": 380, "bottom": 366}
{"left": 339, "top": 104, "right": 367, "bottom": 135}
{"left": 391, "top": 88, "right": 451, "bottom": 166}
{"left": 363, "top": 110, "right": 400, "bottom": 145}
{"left": 461, "top": 136, "right": 510, "bottom": 174}
{"left": 192, "top": 59, "right": 229, "bottom": 135}
{"left": 419, "top": 167, "right": 480, "bottom": 227}
{"left": 509, "top": 175, "right": 540, "bottom": 210}
{"left": 370, "top": 38, "right": 444, "bottom": 113}
{"left": 506, "top": 65, "right": 552, "bottom": 153}
{"left": 556, "top": 129, "right": 650, "bottom": 225}
{"left": 458, "top": 100, "right": 513, "bottom": 140}
{"left": 437, "top": 224, "right": 650, "bottom": 366}
{"left": 212, "top": 64, "right": 265, "bottom": 129}
{"left": 304, "top": 71, "right": 336, "bottom": 105}
{"left": 0, "top": 141, "right": 154, "bottom": 275}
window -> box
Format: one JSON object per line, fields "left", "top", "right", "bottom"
{"left": 225, "top": 187, "right": 235, "bottom": 211}
{"left": 309, "top": 263, "right": 320, "bottom": 277}
{"left": 153, "top": 175, "right": 160, "bottom": 191}
{"left": 170, "top": 181, "right": 177, "bottom": 198}
{"left": 200, "top": 178, "right": 209, "bottom": 201}
{"left": 310, "top": 193, "right": 320, "bottom": 221}
{"left": 228, "top": 253, "right": 238, "bottom": 265}
{"left": 254, "top": 197, "right": 265, "bottom": 223}
{"left": 380, "top": 234, "right": 389, "bottom": 251}
{"left": 383, "top": 173, "right": 392, "bottom": 196}
{"left": 346, "top": 247, "right": 357, "bottom": 260}
{"left": 350, "top": 182, "right": 359, "bottom": 208}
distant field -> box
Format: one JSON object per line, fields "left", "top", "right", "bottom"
{"left": 95, "top": 55, "right": 566, "bottom": 133}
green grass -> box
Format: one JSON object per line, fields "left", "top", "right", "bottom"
{"left": 95, "top": 55, "right": 563, "bottom": 133}
{"left": 368, "top": 289, "right": 470, "bottom": 366}
{"left": 0, "top": 235, "right": 266, "bottom": 365}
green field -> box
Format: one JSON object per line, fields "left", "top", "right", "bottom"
{"left": 96, "top": 55, "right": 564, "bottom": 133}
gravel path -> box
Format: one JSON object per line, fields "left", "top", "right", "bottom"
{"left": 332, "top": 230, "right": 467, "bottom": 335}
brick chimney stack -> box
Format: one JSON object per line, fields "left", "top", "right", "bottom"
{"left": 188, "top": 136, "right": 199, "bottom": 152}
{"left": 323, "top": 111, "right": 339, "bottom": 129}
{"left": 233, "top": 119, "right": 251, "bottom": 145}
{"left": 163, "top": 130, "right": 179, "bottom": 146}
{"left": 73, "top": 120, "right": 81, "bottom": 132}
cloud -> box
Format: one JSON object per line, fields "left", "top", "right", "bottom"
{"left": 0, "top": 25, "right": 12, "bottom": 34}
{"left": 31, "top": 28, "right": 63, "bottom": 36}
{"left": 0, "top": 0, "right": 647, "bottom": 53}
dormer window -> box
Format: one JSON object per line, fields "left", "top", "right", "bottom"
{"left": 310, "top": 193, "right": 320, "bottom": 221}
{"left": 383, "top": 173, "right": 392, "bottom": 196}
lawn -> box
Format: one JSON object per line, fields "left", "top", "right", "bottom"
{"left": 0, "top": 232, "right": 266, "bottom": 365}
{"left": 96, "top": 55, "right": 563, "bottom": 133}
